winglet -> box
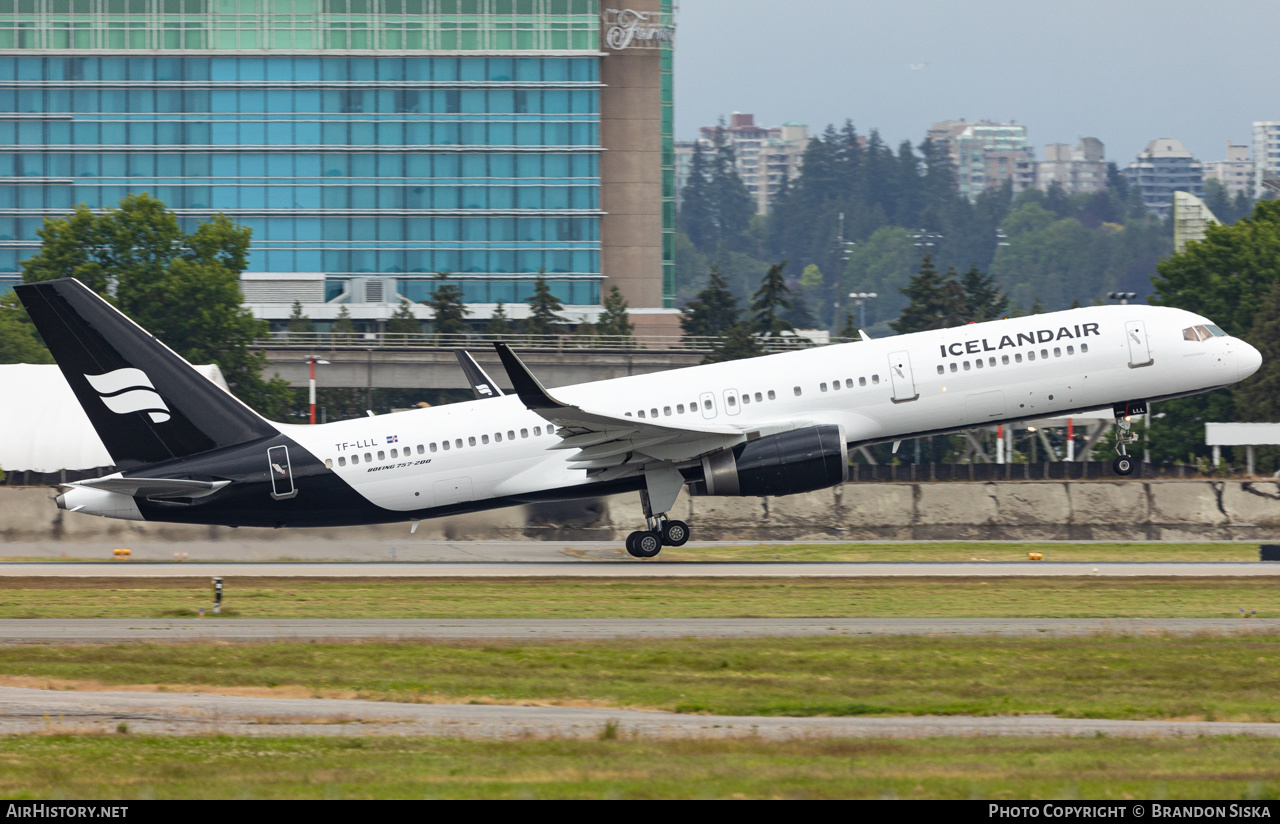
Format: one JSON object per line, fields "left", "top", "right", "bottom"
{"left": 454, "top": 350, "right": 505, "bottom": 400}
{"left": 493, "top": 343, "right": 569, "bottom": 410}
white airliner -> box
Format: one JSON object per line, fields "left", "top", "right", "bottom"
{"left": 18, "top": 278, "right": 1261, "bottom": 558}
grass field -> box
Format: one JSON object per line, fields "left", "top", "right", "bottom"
{"left": 658, "top": 541, "right": 1267, "bottom": 563}
{"left": 1, "top": 735, "right": 1278, "bottom": 799}
{"left": 0, "top": 575, "right": 1275, "bottom": 619}
{"left": 3, "top": 636, "right": 1280, "bottom": 721}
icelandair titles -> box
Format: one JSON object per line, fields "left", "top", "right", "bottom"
{"left": 940, "top": 323, "right": 1100, "bottom": 358}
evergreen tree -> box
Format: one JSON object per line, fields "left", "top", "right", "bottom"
{"left": 782, "top": 289, "right": 816, "bottom": 329}
{"left": 331, "top": 305, "right": 356, "bottom": 344}
{"left": 1029, "top": 296, "right": 1047, "bottom": 315}
{"left": 677, "top": 140, "right": 716, "bottom": 251}
{"left": 286, "top": 300, "right": 312, "bottom": 336}
{"left": 487, "top": 301, "right": 511, "bottom": 336}
{"left": 426, "top": 273, "right": 471, "bottom": 335}
{"left": 679, "top": 265, "right": 740, "bottom": 338}
{"left": 703, "top": 322, "right": 764, "bottom": 364}
{"left": 523, "top": 273, "right": 565, "bottom": 336}
{"left": 839, "top": 311, "right": 859, "bottom": 340}
{"left": 385, "top": 298, "right": 420, "bottom": 335}
{"left": 707, "top": 123, "right": 756, "bottom": 245}
{"left": 596, "top": 284, "right": 635, "bottom": 340}
{"left": 890, "top": 255, "right": 952, "bottom": 334}
{"left": 959, "top": 264, "right": 1008, "bottom": 322}
{"left": 751, "top": 261, "right": 795, "bottom": 337}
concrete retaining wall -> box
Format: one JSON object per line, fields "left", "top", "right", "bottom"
{"left": 6, "top": 481, "right": 1280, "bottom": 543}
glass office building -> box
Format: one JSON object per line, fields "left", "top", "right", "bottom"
{"left": 0, "top": 0, "right": 676, "bottom": 326}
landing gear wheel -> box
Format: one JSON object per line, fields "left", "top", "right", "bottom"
{"left": 626, "top": 530, "right": 662, "bottom": 558}
{"left": 661, "top": 520, "right": 690, "bottom": 547}
{"left": 1113, "top": 456, "right": 1135, "bottom": 476}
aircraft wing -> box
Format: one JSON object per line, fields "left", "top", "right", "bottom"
{"left": 72, "top": 475, "right": 231, "bottom": 499}
{"left": 454, "top": 349, "right": 505, "bottom": 400}
{"left": 492, "top": 343, "right": 745, "bottom": 474}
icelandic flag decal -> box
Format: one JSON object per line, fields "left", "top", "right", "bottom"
{"left": 387, "top": 434, "right": 399, "bottom": 443}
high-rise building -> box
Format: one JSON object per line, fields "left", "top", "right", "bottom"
{"left": 1201, "top": 142, "right": 1252, "bottom": 200}
{"left": 1251, "top": 122, "right": 1280, "bottom": 199}
{"left": 1124, "top": 138, "right": 1203, "bottom": 217}
{"left": 1036, "top": 138, "right": 1106, "bottom": 195}
{"left": 674, "top": 113, "right": 807, "bottom": 215}
{"left": 927, "top": 119, "right": 1034, "bottom": 200}
{"left": 0, "top": 1, "right": 679, "bottom": 333}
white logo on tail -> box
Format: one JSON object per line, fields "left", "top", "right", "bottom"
{"left": 83, "top": 368, "right": 171, "bottom": 423}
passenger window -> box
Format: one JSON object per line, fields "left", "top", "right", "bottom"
{"left": 937, "top": 365, "right": 945, "bottom": 374}
{"left": 1028, "top": 351, "right": 1036, "bottom": 361}
{"left": 547, "top": 426, "right": 555, "bottom": 434}
{"left": 975, "top": 359, "right": 984, "bottom": 369}
{"left": 638, "top": 410, "right": 645, "bottom": 418}
{"left": 1015, "top": 353, "right": 1023, "bottom": 363}
{"left": 677, "top": 404, "right": 685, "bottom": 414}
{"left": 338, "top": 456, "right": 346, "bottom": 466}
{"left": 949, "top": 363, "right": 957, "bottom": 373}
{"left": 989, "top": 357, "right": 995, "bottom": 367}
{"left": 692, "top": 399, "right": 700, "bottom": 410}
{"left": 871, "top": 375, "right": 879, "bottom": 384}
{"left": 481, "top": 434, "right": 489, "bottom": 444}
{"left": 494, "top": 432, "right": 502, "bottom": 442}
{"left": 819, "top": 383, "right": 827, "bottom": 392}
{"left": 534, "top": 426, "right": 541, "bottom": 436}
{"left": 1081, "top": 343, "right": 1088, "bottom": 353}
{"left": 417, "top": 444, "right": 424, "bottom": 454}
{"left": 442, "top": 441, "right": 450, "bottom": 450}
{"left": 755, "top": 392, "right": 763, "bottom": 401}
{"left": 650, "top": 408, "right": 658, "bottom": 418}
{"left": 664, "top": 406, "right": 671, "bottom": 415}
{"left": 454, "top": 439, "right": 462, "bottom": 449}
{"left": 1041, "top": 349, "right": 1048, "bottom": 359}
{"left": 508, "top": 430, "right": 515, "bottom": 440}
{"left": 1053, "top": 347, "right": 1061, "bottom": 357}
{"left": 703, "top": 399, "right": 712, "bottom": 409}
{"left": 521, "top": 428, "right": 528, "bottom": 438}
{"left": 843, "top": 380, "right": 852, "bottom": 389}
{"left": 859, "top": 377, "right": 867, "bottom": 386}
{"left": 364, "top": 452, "right": 372, "bottom": 462}
{"left": 390, "top": 448, "right": 398, "bottom": 458}
{"left": 793, "top": 386, "right": 802, "bottom": 396}
{"left": 1066, "top": 345, "right": 1074, "bottom": 355}
{"left": 625, "top": 412, "right": 632, "bottom": 417}
{"left": 767, "top": 390, "right": 776, "bottom": 400}
{"left": 831, "top": 379, "right": 840, "bottom": 390}
{"left": 1002, "top": 355, "right": 1009, "bottom": 364}
{"left": 963, "top": 361, "right": 971, "bottom": 371}
{"left": 430, "top": 443, "right": 437, "bottom": 452}
{"left": 727, "top": 396, "right": 737, "bottom": 406}
{"left": 325, "top": 458, "right": 333, "bottom": 468}
{"left": 377, "top": 451, "right": 385, "bottom": 461}
{"left": 351, "top": 454, "right": 359, "bottom": 464}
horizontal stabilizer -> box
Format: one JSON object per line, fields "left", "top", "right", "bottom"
{"left": 73, "top": 476, "right": 230, "bottom": 499}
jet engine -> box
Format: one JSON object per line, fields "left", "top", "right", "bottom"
{"left": 688, "top": 424, "right": 848, "bottom": 497}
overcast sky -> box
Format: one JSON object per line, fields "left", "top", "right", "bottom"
{"left": 672, "top": 0, "right": 1278, "bottom": 164}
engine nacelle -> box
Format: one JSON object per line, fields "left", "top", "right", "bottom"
{"left": 689, "top": 425, "right": 848, "bottom": 497}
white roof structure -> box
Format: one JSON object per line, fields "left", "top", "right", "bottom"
{"left": 0, "top": 363, "right": 229, "bottom": 473}
{"left": 1205, "top": 422, "right": 1280, "bottom": 446}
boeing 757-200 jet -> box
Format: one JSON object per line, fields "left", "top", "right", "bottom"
{"left": 17, "top": 277, "right": 1262, "bottom": 558}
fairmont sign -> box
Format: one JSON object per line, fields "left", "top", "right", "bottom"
{"left": 602, "top": 8, "right": 676, "bottom": 50}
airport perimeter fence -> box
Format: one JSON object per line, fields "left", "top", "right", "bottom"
{"left": 0, "top": 462, "right": 1258, "bottom": 487}
{"left": 258, "top": 331, "right": 842, "bottom": 353}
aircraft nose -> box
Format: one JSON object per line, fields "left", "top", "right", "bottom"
{"left": 1237, "top": 340, "right": 1263, "bottom": 382}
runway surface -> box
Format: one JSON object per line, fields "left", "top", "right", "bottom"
{"left": 2, "top": 685, "right": 1277, "bottom": 740}
{"left": 1, "top": 617, "right": 1277, "bottom": 643}
{"left": 2, "top": 560, "right": 1278, "bottom": 577}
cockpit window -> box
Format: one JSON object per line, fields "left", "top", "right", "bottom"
{"left": 1184, "top": 325, "right": 1225, "bottom": 341}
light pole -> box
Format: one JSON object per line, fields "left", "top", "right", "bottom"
{"left": 1107, "top": 291, "right": 1136, "bottom": 305}
{"left": 848, "top": 292, "right": 877, "bottom": 331}
{"left": 304, "top": 356, "right": 330, "bottom": 425}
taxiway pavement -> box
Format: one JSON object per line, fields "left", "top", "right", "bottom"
{"left": 1, "top": 617, "right": 1275, "bottom": 643}
{"left": 2, "top": 685, "right": 1277, "bottom": 740}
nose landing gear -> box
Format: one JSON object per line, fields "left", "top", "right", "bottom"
{"left": 1112, "top": 401, "right": 1146, "bottom": 476}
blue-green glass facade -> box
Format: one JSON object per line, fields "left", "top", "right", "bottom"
{"left": 0, "top": 51, "right": 603, "bottom": 305}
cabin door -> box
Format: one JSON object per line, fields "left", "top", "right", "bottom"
{"left": 267, "top": 445, "right": 297, "bottom": 500}
{"left": 888, "top": 351, "right": 919, "bottom": 403}
{"left": 1125, "top": 320, "right": 1153, "bottom": 367}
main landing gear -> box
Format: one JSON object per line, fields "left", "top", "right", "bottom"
{"left": 1112, "top": 401, "right": 1146, "bottom": 476}
{"left": 625, "top": 485, "right": 691, "bottom": 559}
